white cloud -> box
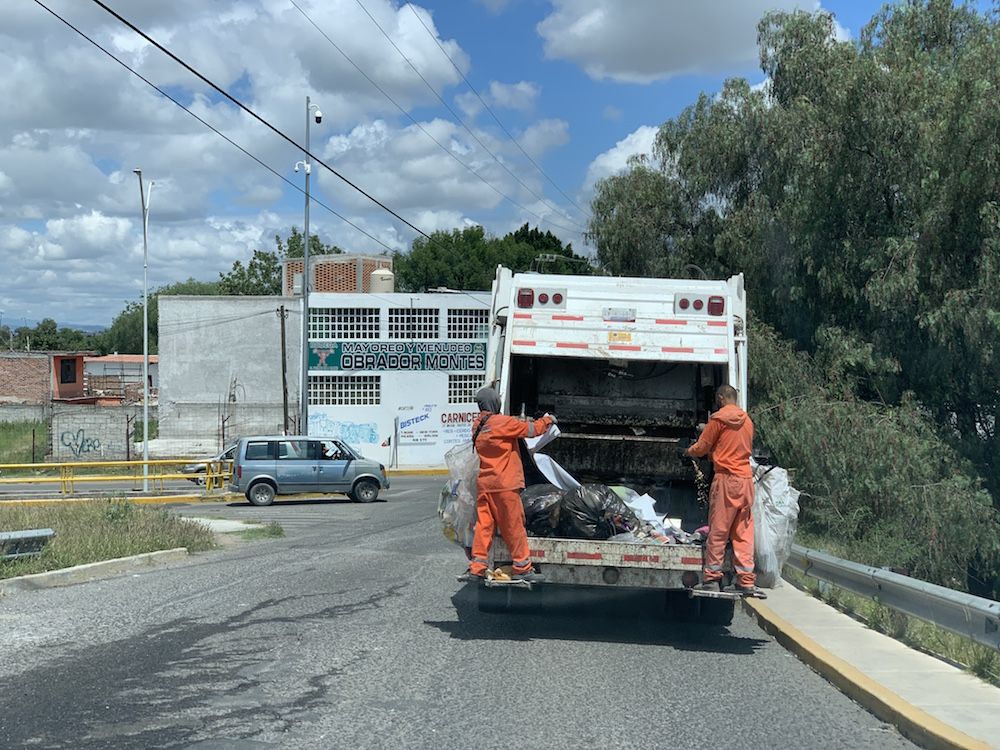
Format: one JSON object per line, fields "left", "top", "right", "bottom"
{"left": 488, "top": 80, "right": 539, "bottom": 111}
{"left": 602, "top": 105, "right": 622, "bottom": 122}
{"left": 537, "top": 0, "right": 825, "bottom": 83}
{"left": 583, "top": 125, "right": 658, "bottom": 193}
{"left": 518, "top": 119, "right": 569, "bottom": 158}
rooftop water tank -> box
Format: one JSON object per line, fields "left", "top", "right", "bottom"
{"left": 370, "top": 268, "right": 394, "bottom": 293}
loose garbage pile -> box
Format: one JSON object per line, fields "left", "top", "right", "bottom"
{"left": 438, "top": 430, "right": 801, "bottom": 586}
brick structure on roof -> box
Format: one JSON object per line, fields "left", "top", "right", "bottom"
{"left": 0, "top": 352, "right": 50, "bottom": 404}
{"left": 283, "top": 255, "right": 392, "bottom": 296}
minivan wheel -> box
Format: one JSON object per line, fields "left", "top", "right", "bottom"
{"left": 247, "top": 481, "right": 276, "bottom": 506}
{"left": 351, "top": 479, "right": 379, "bottom": 503}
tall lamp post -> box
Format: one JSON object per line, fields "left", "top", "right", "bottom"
{"left": 295, "top": 95, "right": 323, "bottom": 434}
{"left": 133, "top": 169, "right": 154, "bottom": 491}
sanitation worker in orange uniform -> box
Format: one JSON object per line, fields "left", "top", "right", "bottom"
{"left": 458, "top": 387, "right": 554, "bottom": 584}
{"left": 681, "top": 384, "right": 763, "bottom": 597}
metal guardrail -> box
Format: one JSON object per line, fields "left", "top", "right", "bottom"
{"left": 0, "top": 460, "right": 232, "bottom": 494}
{"left": 786, "top": 544, "right": 1000, "bottom": 651}
{"left": 1, "top": 529, "right": 56, "bottom": 560}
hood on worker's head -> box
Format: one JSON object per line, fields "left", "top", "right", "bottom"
{"left": 475, "top": 387, "right": 501, "bottom": 414}
{"left": 711, "top": 402, "right": 747, "bottom": 428}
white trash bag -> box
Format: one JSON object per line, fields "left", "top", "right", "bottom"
{"left": 751, "top": 459, "right": 801, "bottom": 588}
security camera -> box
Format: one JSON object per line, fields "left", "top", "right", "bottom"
{"left": 314, "top": 109, "right": 323, "bottom": 124}
{"left": 294, "top": 164, "right": 299, "bottom": 172}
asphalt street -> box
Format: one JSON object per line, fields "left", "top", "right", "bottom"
{"left": 0, "top": 476, "right": 916, "bottom": 750}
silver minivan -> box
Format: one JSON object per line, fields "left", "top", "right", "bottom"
{"left": 230, "top": 436, "right": 389, "bottom": 506}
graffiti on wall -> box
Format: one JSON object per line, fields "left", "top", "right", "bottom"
{"left": 61, "top": 428, "right": 102, "bottom": 457}
{"left": 309, "top": 412, "right": 378, "bottom": 445}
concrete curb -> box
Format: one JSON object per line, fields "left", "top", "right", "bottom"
{"left": 0, "top": 495, "right": 230, "bottom": 506}
{"left": 387, "top": 468, "right": 448, "bottom": 476}
{"left": 0, "top": 548, "right": 190, "bottom": 596}
{"left": 742, "top": 597, "right": 991, "bottom": 750}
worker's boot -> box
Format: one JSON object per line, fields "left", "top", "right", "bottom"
{"left": 512, "top": 569, "right": 544, "bottom": 584}
{"left": 456, "top": 570, "right": 486, "bottom": 583}
{"left": 731, "top": 583, "right": 767, "bottom": 599}
{"left": 695, "top": 578, "right": 722, "bottom": 592}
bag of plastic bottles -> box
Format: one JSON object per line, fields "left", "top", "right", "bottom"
{"left": 440, "top": 442, "right": 480, "bottom": 549}
{"left": 751, "top": 460, "right": 801, "bottom": 587}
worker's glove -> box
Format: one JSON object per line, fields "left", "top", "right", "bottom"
{"left": 544, "top": 413, "right": 558, "bottom": 425}
{"left": 676, "top": 440, "right": 691, "bottom": 460}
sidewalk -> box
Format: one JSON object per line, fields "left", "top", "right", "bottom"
{"left": 746, "top": 583, "right": 1000, "bottom": 750}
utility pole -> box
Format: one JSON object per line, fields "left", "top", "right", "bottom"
{"left": 278, "top": 305, "right": 289, "bottom": 434}
{"left": 133, "top": 169, "right": 154, "bottom": 491}
{"left": 295, "top": 95, "right": 323, "bottom": 436}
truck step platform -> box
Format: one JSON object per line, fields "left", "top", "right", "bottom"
{"left": 687, "top": 587, "right": 766, "bottom": 600}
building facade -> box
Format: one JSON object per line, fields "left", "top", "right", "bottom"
{"left": 306, "top": 292, "right": 490, "bottom": 467}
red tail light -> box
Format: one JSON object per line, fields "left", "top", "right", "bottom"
{"left": 517, "top": 289, "right": 534, "bottom": 308}
{"left": 678, "top": 298, "right": 690, "bottom": 310}
{"left": 237, "top": 465, "right": 242, "bottom": 479}
{"left": 538, "top": 292, "right": 550, "bottom": 304}
{"left": 693, "top": 299, "right": 704, "bottom": 311}
{"left": 708, "top": 296, "right": 725, "bottom": 316}
{"left": 552, "top": 293, "right": 563, "bottom": 304}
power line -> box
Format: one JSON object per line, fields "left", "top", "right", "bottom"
{"left": 81, "top": 0, "right": 436, "bottom": 243}
{"left": 405, "top": 3, "right": 590, "bottom": 220}
{"left": 352, "top": 0, "right": 588, "bottom": 235}
{"left": 32, "top": 0, "right": 396, "bottom": 254}
{"left": 287, "top": 0, "right": 584, "bottom": 238}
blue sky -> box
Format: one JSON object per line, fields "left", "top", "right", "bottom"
{"left": 0, "top": 0, "right": 985, "bottom": 327}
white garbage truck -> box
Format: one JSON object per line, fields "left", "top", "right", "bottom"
{"left": 478, "top": 265, "right": 749, "bottom": 623}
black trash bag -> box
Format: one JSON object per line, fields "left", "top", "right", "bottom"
{"left": 521, "top": 483, "right": 563, "bottom": 537}
{"left": 558, "top": 484, "right": 641, "bottom": 540}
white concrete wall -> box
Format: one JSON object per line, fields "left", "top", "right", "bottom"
{"left": 158, "top": 296, "right": 302, "bottom": 442}
{"left": 0, "top": 404, "right": 48, "bottom": 423}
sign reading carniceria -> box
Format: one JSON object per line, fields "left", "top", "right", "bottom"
{"left": 310, "top": 341, "right": 486, "bottom": 371}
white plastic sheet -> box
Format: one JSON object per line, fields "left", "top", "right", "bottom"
{"left": 440, "top": 442, "right": 479, "bottom": 549}
{"left": 751, "top": 459, "right": 801, "bottom": 588}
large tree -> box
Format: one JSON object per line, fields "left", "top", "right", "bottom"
{"left": 590, "top": 2, "right": 1000, "bottom": 492}
{"left": 394, "top": 224, "right": 589, "bottom": 292}
{"left": 102, "top": 279, "right": 220, "bottom": 355}
{"left": 217, "top": 227, "right": 341, "bottom": 295}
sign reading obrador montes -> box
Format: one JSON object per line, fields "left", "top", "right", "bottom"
{"left": 310, "top": 341, "right": 487, "bottom": 371}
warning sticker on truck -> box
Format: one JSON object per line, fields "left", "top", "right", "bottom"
{"left": 608, "top": 331, "right": 633, "bottom": 344}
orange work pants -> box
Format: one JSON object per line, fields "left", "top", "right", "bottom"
{"left": 469, "top": 489, "right": 532, "bottom": 576}
{"left": 703, "top": 473, "right": 756, "bottom": 587}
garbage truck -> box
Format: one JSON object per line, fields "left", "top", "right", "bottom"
{"left": 475, "top": 265, "right": 749, "bottom": 623}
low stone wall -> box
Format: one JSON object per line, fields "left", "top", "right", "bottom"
{"left": 0, "top": 404, "right": 48, "bottom": 424}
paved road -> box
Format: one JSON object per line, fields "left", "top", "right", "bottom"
{"left": 0, "top": 476, "right": 915, "bottom": 749}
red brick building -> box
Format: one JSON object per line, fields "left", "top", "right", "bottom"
{"left": 0, "top": 351, "right": 93, "bottom": 405}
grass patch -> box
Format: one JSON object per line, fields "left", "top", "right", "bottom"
{"left": 0, "top": 498, "right": 217, "bottom": 579}
{"left": 783, "top": 566, "right": 1000, "bottom": 687}
{"left": 236, "top": 522, "right": 284, "bottom": 541}
{"left": 0, "top": 421, "right": 49, "bottom": 464}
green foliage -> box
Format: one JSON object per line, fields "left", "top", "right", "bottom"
{"left": 750, "top": 322, "right": 1000, "bottom": 590}
{"left": 0, "top": 499, "right": 217, "bottom": 579}
{"left": 587, "top": 1, "right": 1000, "bottom": 593}
{"left": 394, "top": 223, "right": 590, "bottom": 292}
{"left": 217, "top": 227, "right": 341, "bottom": 295}
{"left": 0, "top": 421, "right": 48, "bottom": 464}
{"left": 0, "top": 318, "right": 100, "bottom": 353}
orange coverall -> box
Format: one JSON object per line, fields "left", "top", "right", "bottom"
{"left": 688, "top": 403, "right": 756, "bottom": 587}
{"left": 468, "top": 412, "right": 553, "bottom": 577}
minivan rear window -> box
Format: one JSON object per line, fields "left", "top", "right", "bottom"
{"left": 245, "top": 441, "right": 272, "bottom": 460}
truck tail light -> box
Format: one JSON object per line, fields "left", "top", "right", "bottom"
{"left": 693, "top": 299, "right": 704, "bottom": 311}
{"left": 708, "top": 296, "right": 725, "bottom": 316}
{"left": 678, "top": 298, "right": 690, "bottom": 310}
{"left": 552, "top": 293, "right": 563, "bottom": 304}
{"left": 517, "top": 289, "right": 534, "bottom": 308}
{"left": 236, "top": 465, "right": 242, "bottom": 479}
{"left": 538, "top": 292, "right": 550, "bottom": 304}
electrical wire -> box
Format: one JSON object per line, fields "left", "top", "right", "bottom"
{"left": 31, "top": 0, "right": 396, "bottom": 254}
{"left": 405, "top": 3, "right": 590, "bottom": 220}
{"left": 79, "top": 0, "right": 436, "bottom": 243}
{"left": 352, "top": 0, "right": 587, "bottom": 235}
{"left": 287, "top": 0, "right": 583, "bottom": 239}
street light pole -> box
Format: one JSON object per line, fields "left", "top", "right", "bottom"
{"left": 133, "top": 169, "right": 154, "bottom": 491}
{"left": 297, "top": 95, "right": 322, "bottom": 435}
